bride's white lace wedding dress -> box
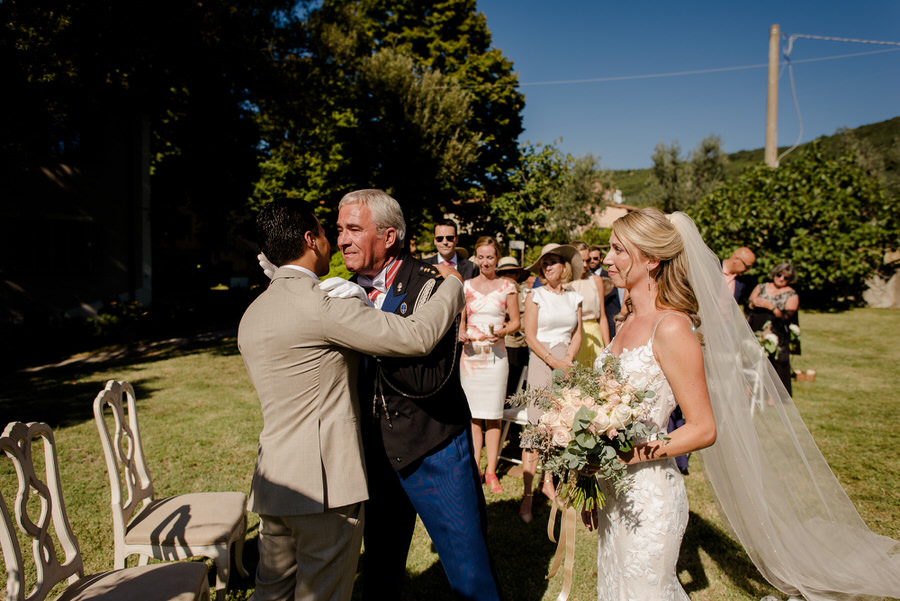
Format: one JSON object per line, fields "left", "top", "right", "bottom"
{"left": 594, "top": 314, "right": 690, "bottom": 601}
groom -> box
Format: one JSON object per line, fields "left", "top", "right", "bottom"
{"left": 238, "top": 198, "right": 465, "bottom": 601}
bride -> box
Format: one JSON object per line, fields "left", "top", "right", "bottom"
{"left": 588, "top": 208, "right": 900, "bottom": 601}
{"left": 586, "top": 207, "right": 716, "bottom": 600}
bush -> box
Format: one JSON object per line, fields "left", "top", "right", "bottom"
{"left": 690, "top": 144, "right": 899, "bottom": 309}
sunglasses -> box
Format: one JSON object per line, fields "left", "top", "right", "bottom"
{"left": 435, "top": 235, "right": 456, "bottom": 242}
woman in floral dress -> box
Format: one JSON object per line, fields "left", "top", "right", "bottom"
{"left": 747, "top": 262, "right": 800, "bottom": 394}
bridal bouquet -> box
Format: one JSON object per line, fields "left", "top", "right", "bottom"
{"left": 511, "top": 357, "right": 659, "bottom": 513}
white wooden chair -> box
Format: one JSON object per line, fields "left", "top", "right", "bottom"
{"left": 93, "top": 381, "right": 248, "bottom": 601}
{"left": 0, "top": 421, "right": 211, "bottom": 601}
{"left": 741, "top": 339, "right": 767, "bottom": 416}
{"left": 498, "top": 406, "right": 529, "bottom": 465}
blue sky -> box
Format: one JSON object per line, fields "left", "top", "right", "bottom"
{"left": 475, "top": 1, "right": 900, "bottom": 170}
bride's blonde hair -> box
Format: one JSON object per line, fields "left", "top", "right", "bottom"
{"left": 612, "top": 207, "right": 700, "bottom": 327}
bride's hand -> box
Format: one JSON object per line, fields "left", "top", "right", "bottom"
{"left": 581, "top": 507, "right": 599, "bottom": 531}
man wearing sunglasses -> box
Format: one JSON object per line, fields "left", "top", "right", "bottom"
{"left": 425, "top": 218, "right": 479, "bottom": 280}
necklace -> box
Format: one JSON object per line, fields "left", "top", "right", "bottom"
{"left": 543, "top": 282, "right": 564, "bottom": 295}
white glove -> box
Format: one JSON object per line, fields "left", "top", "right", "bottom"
{"left": 258, "top": 252, "right": 277, "bottom": 280}
{"left": 319, "top": 277, "right": 373, "bottom": 307}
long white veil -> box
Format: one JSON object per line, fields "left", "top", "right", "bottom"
{"left": 668, "top": 212, "right": 900, "bottom": 601}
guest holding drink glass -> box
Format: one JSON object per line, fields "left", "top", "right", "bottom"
{"left": 459, "top": 237, "right": 520, "bottom": 493}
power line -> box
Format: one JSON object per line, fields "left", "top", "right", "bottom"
{"left": 465, "top": 46, "right": 899, "bottom": 89}
{"left": 786, "top": 33, "right": 900, "bottom": 47}
{"left": 774, "top": 33, "right": 900, "bottom": 164}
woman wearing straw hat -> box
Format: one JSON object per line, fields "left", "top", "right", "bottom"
{"left": 518, "top": 243, "right": 583, "bottom": 523}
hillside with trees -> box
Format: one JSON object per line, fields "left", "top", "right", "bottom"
{"left": 610, "top": 116, "right": 900, "bottom": 206}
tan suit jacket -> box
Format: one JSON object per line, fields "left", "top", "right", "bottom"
{"left": 238, "top": 267, "right": 463, "bottom": 516}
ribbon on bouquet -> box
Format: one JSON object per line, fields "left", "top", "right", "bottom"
{"left": 545, "top": 497, "right": 578, "bottom": 601}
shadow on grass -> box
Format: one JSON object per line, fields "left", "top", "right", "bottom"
{"left": 178, "top": 487, "right": 778, "bottom": 601}
{"left": 345, "top": 497, "right": 557, "bottom": 601}
{"left": 679, "top": 510, "right": 777, "bottom": 598}
{"left": 0, "top": 336, "right": 240, "bottom": 429}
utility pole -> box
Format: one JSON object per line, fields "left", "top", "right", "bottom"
{"left": 765, "top": 24, "right": 780, "bottom": 167}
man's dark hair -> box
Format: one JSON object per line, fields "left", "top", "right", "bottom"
{"left": 256, "top": 198, "right": 319, "bottom": 267}
{"left": 434, "top": 218, "right": 458, "bottom": 235}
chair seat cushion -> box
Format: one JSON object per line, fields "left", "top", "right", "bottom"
{"left": 502, "top": 406, "right": 528, "bottom": 424}
{"left": 57, "top": 561, "right": 209, "bottom": 601}
{"left": 125, "top": 491, "right": 247, "bottom": 546}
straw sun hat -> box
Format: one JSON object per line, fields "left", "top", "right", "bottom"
{"left": 497, "top": 256, "right": 522, "bottom": 271}
{"left": 526, "top": 243, "right": 582, "bottom": 278}
{"left": 496, "top": 256, "right": 528, "bottom": 282}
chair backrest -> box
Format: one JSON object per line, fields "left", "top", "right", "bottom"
{"left": 0, "top": 421, "right": 85, "bottom": 601}
{"left": 92, "top": 381, "right": 155, "bottom": 542}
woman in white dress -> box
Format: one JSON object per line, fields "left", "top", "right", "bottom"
{"left": 586, "top": 208, "right": 717, "bottom": 600}
{"left": 519, "top": 243, "right": 583, "bottom": 523}
{"left": 459, "top": 236, "right": 520, "bottom": 493}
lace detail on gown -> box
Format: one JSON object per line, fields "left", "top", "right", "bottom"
{"left": 592, "top": 336, "right": 689, "bottom": 601}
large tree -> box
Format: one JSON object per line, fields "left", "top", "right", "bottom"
{"left": 251, "top": 0, "right": 524, "bottom": 236}
{"left": 690, "top": 143, "right": 898, "bottom": 308}
{"left": 1, "top": 0, "right": 302, "bottom": 293}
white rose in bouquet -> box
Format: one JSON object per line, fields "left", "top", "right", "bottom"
{"left": 559, "top": 404, "right": 579, "bottom": 428}
{"left": 540, "top": 410, "right": 561, "bottom": 428}
{"left": 552, "top": 426, "right": 573, "bottom": 446}
{"left": 591, "top": 410, "right": 611, "bottom": 433}
{"left": 609, "top": 403, "right": 634, "bottom": 430}
{"left": 561, "top": 388, "right": 583, "bottom": 404}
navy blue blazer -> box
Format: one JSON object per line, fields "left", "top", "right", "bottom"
{"left": 359, "top": 255, "right": 470, "bottom": 471}
{"left": 600, "top": 271, "right": 621, "bottom": 341}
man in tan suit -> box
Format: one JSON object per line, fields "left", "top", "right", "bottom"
{"left": 238, "top": 199, "right": 464, "bottom": 601}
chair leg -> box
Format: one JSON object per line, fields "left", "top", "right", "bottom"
{"left": 234, "top": 534, "right": 249, "bottom": 578}
{"left": 497, "top": 421, "right": 511, "bottom": 459}
{"left": 213, "top": 546, "right": 231, "bottom": 601}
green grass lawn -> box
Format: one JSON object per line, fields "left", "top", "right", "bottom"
{"left": 1, "top": 308, "right": 897, "bottom": 600}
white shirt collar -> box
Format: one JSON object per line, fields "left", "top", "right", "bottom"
{"left": 356, "top": 257, "right": 398, "bottom": 293}
{"left": 281, "top": 264, "right": 319, "bottom": 280}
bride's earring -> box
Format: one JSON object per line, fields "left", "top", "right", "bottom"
{"left": 647, "top": 264, "right": 652, "bottom": 292}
